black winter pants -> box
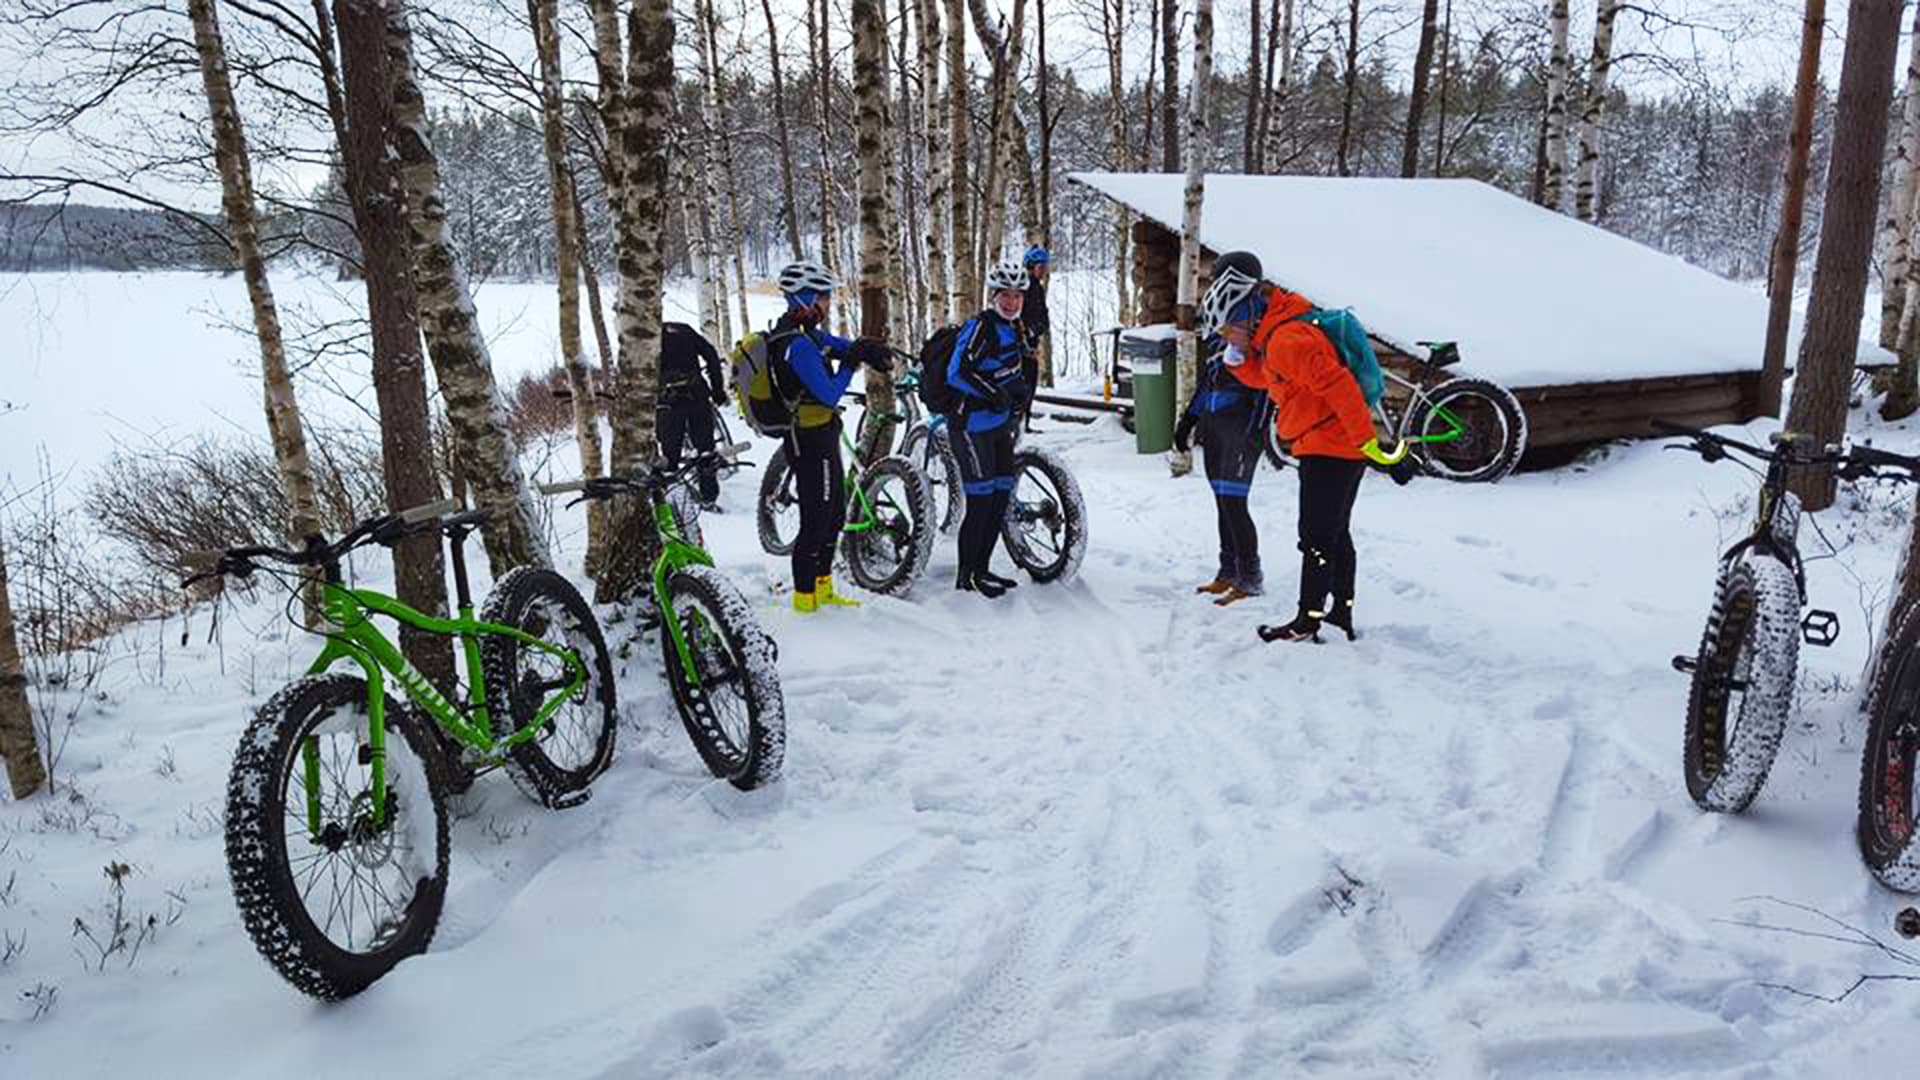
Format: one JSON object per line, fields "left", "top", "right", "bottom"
{"left": 1199, "top": 408, "right": 1264, "bottom": 592}
{"left": 785, "top": 420, "right": 846, "bottom": 592}
{"left": 954, "top": 422, "right": 1017, "bottom": 576}
{"left": 657, "top": 393, "right": 719, "bottom": 502}
{"left": 1295, "top": 456, "right": 1366, "bottom": 617}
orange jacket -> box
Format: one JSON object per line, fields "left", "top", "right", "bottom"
{"left": 1250, "top": 288, "right": 1375, "bottom": 461}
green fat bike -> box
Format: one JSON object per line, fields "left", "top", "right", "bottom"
{"left": 183, "top": 499, "right": 617, "bottom": 1001}
{"left": 755, "top": 395, "right": 935, "bottom": 595}
{"left": 542, "top": 449, "right": 786, "bottom": 793}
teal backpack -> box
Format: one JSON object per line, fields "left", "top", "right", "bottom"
{"left": 1295, "top": 307, "right": 1385, "bottom": 408}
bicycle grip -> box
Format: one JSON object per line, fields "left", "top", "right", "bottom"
{"left": 398, "top": 497, "right": 461, "bottom": 525}
{"left": 537, "top": 478, "right": 589, "bottom": 495}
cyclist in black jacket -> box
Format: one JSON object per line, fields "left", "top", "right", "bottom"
{"left": 657, "top": 321, "right": 728, "bottom": 505}
{"left": 1019, "top": 246, "right": 1050, "bottom": 430}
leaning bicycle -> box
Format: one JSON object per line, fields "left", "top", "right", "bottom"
{"left": 183, "top": 499, "right": 617, "bottom": 1000}
{"left": 543, "top": 449, "right": 786, "bottom": 791}
{"left": 757, "top": 394, "right": 936, "bottom": 595}
{"left": 896, "top": 370, "right": 962, "bottom": 535}
{"left": 1262, "top": 340, "right": 1527, "bottom": 482}
{"left": 1657, "top": 420, "right": 1843, "bottom": 814}
{"left": 1842, "top": 445, "right": 1920, "bottom": 892}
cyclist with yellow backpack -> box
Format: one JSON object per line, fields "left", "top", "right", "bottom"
{"left": 763, "top": 260, "right": 891, "bottom": 612}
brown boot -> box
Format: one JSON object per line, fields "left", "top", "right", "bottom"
{"left": 1195, "top": 578, "right": 1232, "bottom": 595}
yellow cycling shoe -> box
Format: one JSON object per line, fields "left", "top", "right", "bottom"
{"left": 792, "top": 590, "right": 819, "bottom": 614}
{"left": 816, "top": 576, "right": 862, "bottom": 608}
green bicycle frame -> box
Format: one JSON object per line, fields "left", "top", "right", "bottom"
{"left": 649, "top": 497, "right": 719, "bottom": 690}
{"left": 299, "top": 579, "right": 587, "bottom": 830}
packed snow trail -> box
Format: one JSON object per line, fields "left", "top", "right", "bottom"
{"left": 12, "top": 403, "right": 1920, "bottom": 1076}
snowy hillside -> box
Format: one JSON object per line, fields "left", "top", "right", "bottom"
{"left": 7, "top": 273, "right": 1920, "bottom": 1077}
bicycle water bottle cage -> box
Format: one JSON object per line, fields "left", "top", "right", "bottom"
{"left": 1801, "top": 610, "right": 1839, "bottom": 647}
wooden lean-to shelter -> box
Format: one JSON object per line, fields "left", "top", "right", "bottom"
{"left": 1070, "top": 172, "right": 1896, "bottom": 457}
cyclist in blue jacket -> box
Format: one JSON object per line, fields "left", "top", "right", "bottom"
{"left": 769, "top": 259, "right": 890, "bottom": 612}
{"left": 947, "top": 262, "right": 1032, "bottom": 598}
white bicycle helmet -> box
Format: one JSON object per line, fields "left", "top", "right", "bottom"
{"left": 777, "top": 259, "right": 839, "bottom": 297}
{"left": 1198, "top": 265, "right": 1263, "bottom": 336}
{"left": 985, "top": 261, "right": 1028, "bottom": 296}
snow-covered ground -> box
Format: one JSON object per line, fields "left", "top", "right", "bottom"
{"left": 6, "top": 271, "right": 1920, "bottom": 1077}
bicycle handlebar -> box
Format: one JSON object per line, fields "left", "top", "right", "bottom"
{"left": 179, "top": 500, "right": 491, "bottom": 586}
{"left": 1651, "top": 417, "right": 1920, "bottom": 480}
{"left": 538, "top": 445, "right": 751, "bottom": 502}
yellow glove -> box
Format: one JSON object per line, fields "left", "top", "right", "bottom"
{"left": 1361, "top": 437, "right": 1409, "bottom": 466}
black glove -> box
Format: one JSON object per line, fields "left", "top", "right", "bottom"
{"left": 1174, "top": 413, "right": 1197, "bottom": 453}
{"left": 1388, "top": 457, "right": 1419, "bottom": 486}
{"left": 848, "top": 337, "right": 892, "bottom": 371}
{"left": 710, "top": 384, "right": 728, "bottom": 406}
{"left": 988, "top": 385, "right": 1016, "bottom": 413}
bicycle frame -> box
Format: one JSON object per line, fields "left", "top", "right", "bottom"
{"left": 302, "top": 579, "right": 586, "bottom": 830}
{"left": 1379, "top": 369, "right": 1468, "bottom": 448}
{"left": 649, "top": 493, "right": 720, "bottom": 688}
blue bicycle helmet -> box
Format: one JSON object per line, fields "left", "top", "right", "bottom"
{"left": 1022, "top": 245, "right": 1051, "bottom": 268}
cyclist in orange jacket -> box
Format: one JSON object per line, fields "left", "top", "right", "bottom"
{"left": 1197, "top": 254, "right": 1406, "bottom": 643}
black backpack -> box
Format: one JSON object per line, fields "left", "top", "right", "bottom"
{"left": 916, "top": 322, "right": 974, "bottom": 415}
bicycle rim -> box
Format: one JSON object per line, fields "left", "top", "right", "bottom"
{"left": 675, "top": 599, "right": 754, "bottom": 767}
{"left": 281, "top": 701, "right": 440, "bottom": 956}
{"left": 1418, "top": 389, "right": 1509, "bottom": 476}
{"left": 503, "top": 591, "right": 607, "bottom": 774}
{"left": 1007, "top": 465, "right": 1066, "bottom": 573}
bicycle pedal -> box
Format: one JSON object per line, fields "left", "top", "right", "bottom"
{"left": 1801, "top": 609, "right": 1840, "bottom": 647}
{"left": 1672, "top": 654, "right": 1698, "bottom": 674}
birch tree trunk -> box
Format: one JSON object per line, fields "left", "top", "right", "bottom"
{"left": 761, "top": 0, "right": 805, "bottom": 259}
{"left": 919, "top": 0, "right": 952, "bottom": 327}
{"left": 390, "top": 0, "right": 547, "bottom": 574}
{"left": 895, "top": 3, "right": 926, "bottom": 343}
{"left": 813, "top": 0, "right": 844, "bottom": 284}
{"left": 1172, "top": 0, "right": 1213, "bottom": 477}
{"left": 969, "top": 0, "right": 1027, "bottom": 271}
{"left": 1402, "top": 0, "right": 1440, "bottom": 177}
{"left": 334, "top": 0, "right": 452, "bottom": 688}
{"left": 536, "top": 0, "right": 608, "bottom": 573}
{"left": 1542, "top": 0, "right": 1571, "bottom": 211}
{"left": 1336, "top": 0, "right": 1359, "bottom": 176}
{"left": 1241, "top": 0, "right": 1261, "bottom": 172}
{"left": 1260, "top": 0, "right": 1294, "bottom": 172}
{"left": 1159, "top": 0, "right": 1180, "bottom": 172}
{"left": 682, "top": 159, "right": 721, "bottom": 343}
{"left": 1784, "top": 0, "right": 1904, "bottom": 512}
{"left": 1573, "top": 0, "right": 1621, "bottom": 222}
{"left": 0, "top": 532, "right": 46, "bottom": 800}
{"left": 1104, "top": 0, "right": 1129, "bottom": 323}
{"left": 597, "top": 0, "right": 676, "bottom": 601}
{"left": 1880, "top": 6, "right": 1920, "bottom": 354}
{"left": 946, "top": 0, "right": 978, "bottom": 309}
{"left": 1759, "top": 0, "right": 1826, "bottom": 419}
{"left": 1036, "top": 0, "right": 1053, "bottom": 241}
{"left": 567, "top": 168, "right": 617, "bottom": 377}
{"left": 188, "top": 0, "right": 325, "bottom": 625}
{"left": 699, "top": 0, "right": 752, "bottom": 334}
{"left": 855, "top": 0, "right": 898, "bottom": 464}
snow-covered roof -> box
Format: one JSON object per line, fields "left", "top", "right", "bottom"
{"left": 1070, "top": 172, "right": 1896, "bottom": 387}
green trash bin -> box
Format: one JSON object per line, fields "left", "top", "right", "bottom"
{"left": 1119, "top": 327, "right": 1177, "bottom": 454}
